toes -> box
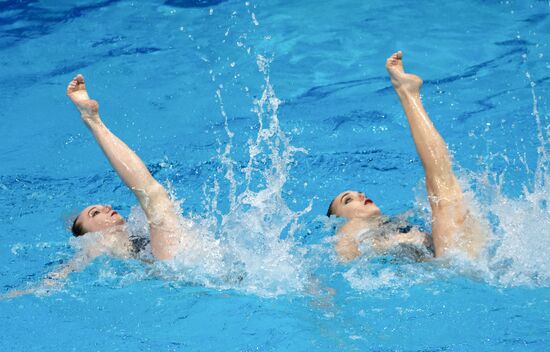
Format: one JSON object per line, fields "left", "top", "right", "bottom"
{"left": 66, "top": 79, "right": 78, "bottom": 94}
{"left": 388, "top": 51, "right": 402, "bottom": 60}
{"left": 67, "top": 74, "right": 86, "bottom": 95}
{"left": 386, "top": 51, "right": 403, "bottom": 65}
{"left": 67, "top": 76, "right": 78, "bottom": 86}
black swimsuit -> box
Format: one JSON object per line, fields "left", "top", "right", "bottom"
{"left": 379, "top": 216, "right": 435, "bottom": 260}
{"left": 129, "top": 236, "right": 150, "bottom": 257}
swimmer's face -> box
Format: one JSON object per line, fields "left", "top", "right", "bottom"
{"left": 74, "top": 204, "right": 125, "bottom": 236}
{"left": 328, "top": 191, "right": 381, "bottom": 219}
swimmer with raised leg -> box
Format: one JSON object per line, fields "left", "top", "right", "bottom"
{"left": 65, "top": 74, "right": 182, "bottom": 260}
{"left": 4, "top": 75, "right": 184, "bottom": 298}
{"left": 327, "top": 51, "right": 486, "bottom": 261}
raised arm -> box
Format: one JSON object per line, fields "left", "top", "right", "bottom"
{"left": 67, "top": 75, "right": 181, "bottom": 260}
{"left": 386, "top": 52, "right": 485, "bottom": 257}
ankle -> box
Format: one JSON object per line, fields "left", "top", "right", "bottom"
{"left": 82, "top": 113, "right": 101, "bottom": 125}
{"left": 395, "top": 87, "right": 420, "bottom": 101}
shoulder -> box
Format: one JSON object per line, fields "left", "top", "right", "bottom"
{"left": 334, "top": 221, "right": 365, "bottom": 261}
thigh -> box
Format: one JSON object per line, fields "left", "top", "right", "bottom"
{"left": 427, "top": 175, "right": 486, "bottom": 258}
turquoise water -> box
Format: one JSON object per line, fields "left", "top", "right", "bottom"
{"left": 1, "top": 0, "right": 549, "bottom": 350}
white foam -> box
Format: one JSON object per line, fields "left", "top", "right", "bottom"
{"left": 132, "top": 55, "right": 312, "bottom": 297}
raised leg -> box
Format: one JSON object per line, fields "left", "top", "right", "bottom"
{"left": 67, "top": 74, "right": 182, "bottom": 260}
{"left": 386, "top": 52, "right": 485, "bottom": 258}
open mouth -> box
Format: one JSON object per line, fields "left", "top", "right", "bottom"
{"left": 364, "top": 199, "right": 373, "bottom": 205}
{"left": 111, "top": 211, "right": 118, "bottom": 217}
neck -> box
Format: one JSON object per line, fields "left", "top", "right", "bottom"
{"left": 339, "top": 215, "right": 384, "bottom": 235}
{"left": 100, "top": 227, "right": 133, "bottom": 258}
{"left": 346, "top": 215, "right": 383, "bottom": 226}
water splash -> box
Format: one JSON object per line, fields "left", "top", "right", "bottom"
{"left": 343, "top": 259, "right": 439, "bottom": 292}
{"left": 211, "top": 55, "right": 310, "bottom": 296}
{"left": 151, "top": 55, "right": 311, "bottom": 296}
{"left": 482, "top": 68, "right": 549, "bottom": 287}
{"left": 452, "top": 70, "right": 548, "bottom": 287}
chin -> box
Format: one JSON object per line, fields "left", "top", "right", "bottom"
{"left": 104, "top": 221, "right": 124, "bottom": 231}
{"left": 363, "top": 210, "right": 381, "bottom": 219}
{"left": 111, "top": 216, "right": 125, "bottom": 226}
{"left": 349, "top": 211, "right": 380, "bottom": 219}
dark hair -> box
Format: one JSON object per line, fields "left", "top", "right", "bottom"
{"left": 326, "top": 198, "right": 336, "bottom": 217}
{"left": 71, "top": 216, "right": 86, "bottom": 237}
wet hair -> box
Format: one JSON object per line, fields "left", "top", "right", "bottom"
{"left": 71, "top": 216, "right": 86, "bottom": 237}
{"left": 326, "top": 198, "right": 336, "bottom": 217}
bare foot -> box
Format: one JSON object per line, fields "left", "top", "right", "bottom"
{"left": 66, "top": 74, "right": 99, "bottom": 119}
{"left": 385, "top": 51, "right": 422, "bottom": 95}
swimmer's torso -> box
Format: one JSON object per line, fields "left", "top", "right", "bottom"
{"left": 335, "top": 216, "right": 434, "bottom": 261}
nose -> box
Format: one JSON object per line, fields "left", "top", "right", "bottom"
{"left": 104, "top": 205, "right": 112, "bottom": 212}
{"left": 358, "top": 193, "right": 365, "bottom": 200}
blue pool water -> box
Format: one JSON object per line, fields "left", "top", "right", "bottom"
{"left": 1, "top": 0, "right": 549, "bottom": 350}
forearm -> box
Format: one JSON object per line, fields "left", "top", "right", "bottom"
{"left": 85, "top": 116, "right": 158, "bottom": 194}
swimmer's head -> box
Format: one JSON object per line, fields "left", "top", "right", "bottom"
{"left": 71, "top": 204, "right": 125, "bottom": 237}
{"left": 327, "top": 190, "right": 381, "bottom": 219}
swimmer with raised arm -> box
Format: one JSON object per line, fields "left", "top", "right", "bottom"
{"left": 328, "top": 51, "right": 486, "bottom": 261}
{"left": 67, "top": 74, "right": 183, "bottom": 260}
{"left": 4, "top": 75, "right": 184, "bottom": 297}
